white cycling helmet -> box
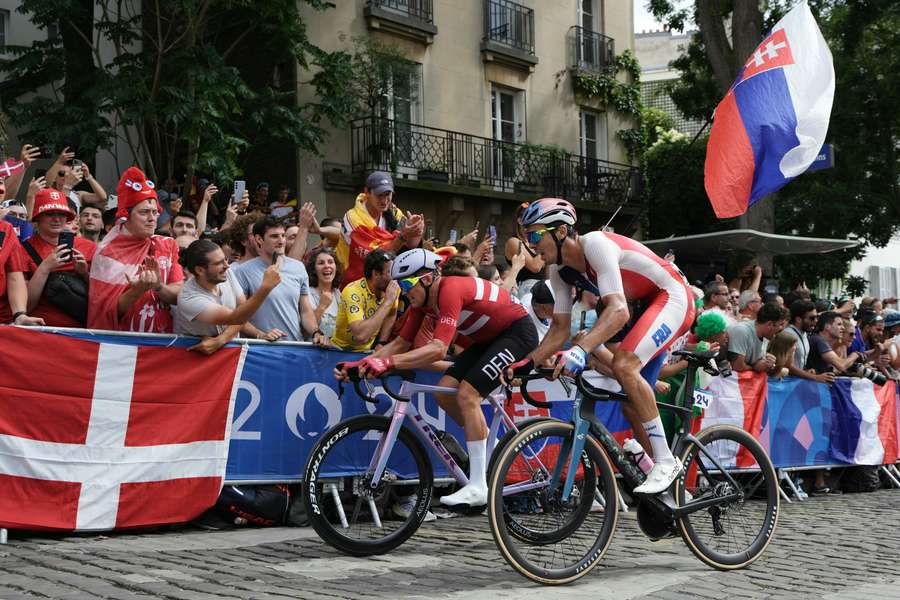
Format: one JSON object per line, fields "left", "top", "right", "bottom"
{"left": 391, "top": 248, "right": 442, "bottom": 279}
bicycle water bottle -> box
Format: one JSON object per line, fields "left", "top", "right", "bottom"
{"left": 623, "top": 438, "right": 654, "bottom": 474}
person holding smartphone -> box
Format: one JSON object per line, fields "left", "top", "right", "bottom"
{"left": 17, "top": 188, "right": 95, "bottom": 327}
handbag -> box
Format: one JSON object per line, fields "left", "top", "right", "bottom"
{"left": 22, "top": 240, "right": 89, "bottom": 324}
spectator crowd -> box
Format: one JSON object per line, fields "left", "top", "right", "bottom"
{"left": 2, "top": 145, "right": 900, "bottom": 496}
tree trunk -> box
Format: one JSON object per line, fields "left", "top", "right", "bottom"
{"left": 696, "top": 0, "right": 736, "bottom": 95}
{"left": 731, "top": 2, "right": 764, "bottom": 78}
{"left": 60, "top": 0, "right": 96, "bottom": 157}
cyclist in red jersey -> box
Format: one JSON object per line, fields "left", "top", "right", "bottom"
{"left": 505, "top": 199, "right": 695, "bottom": 495}
{"left": 336, "top": 250, "right": 537, "bottom": 507}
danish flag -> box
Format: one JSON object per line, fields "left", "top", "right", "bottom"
{"left": 0, "top": 328, "right": 246, "bottom": 531}
{"left": 0, "top": 159, "right": 24, "bottom": 179}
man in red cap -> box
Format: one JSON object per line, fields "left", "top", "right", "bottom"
{"left": 17, "top": 188, "right": 95, "bottom": 326}
{"left": 87, "top": 166, "right": 184, "bottom": 332}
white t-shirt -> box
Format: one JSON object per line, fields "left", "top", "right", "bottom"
{"left": 309, "top": 287, "right": 339, "bottom": 337}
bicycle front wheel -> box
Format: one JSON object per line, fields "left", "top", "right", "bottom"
{"left": 487, "top": 420, "right": 619, "bottom": 585}
{"left": 302, "top": 415, "right": 433, "bottom": 556}
{"left": 675, "top": 424, "right": 780, "bottom": 570}
{"left": 487, "top": 416, "right": 553, "bottom": 481}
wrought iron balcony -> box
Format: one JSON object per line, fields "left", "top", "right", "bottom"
{"left": 350, "top": 117, "right": 638, "bottom": 208}
{"left": 364, "top": 0, "right": 437, "bottom": 44}
{"left": 480, "top": 0, "right": 537, "bottom": 70}
{"left": 568, "top": 26, "right": 615, "bottom": 73}
{"left": 367, "top": 0, "right": 433, "bottom": 24}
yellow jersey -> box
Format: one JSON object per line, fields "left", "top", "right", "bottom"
{"left": 331, "top": 278, "right": 398, "bottom": 352}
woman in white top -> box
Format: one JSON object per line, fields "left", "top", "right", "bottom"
{"left": 306, "top": 248, "right": 341, "bottom": 339}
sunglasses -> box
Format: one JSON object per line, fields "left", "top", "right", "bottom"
{"left": 525, "top": 227, "right": 557, "bottom": 245}
{"left": 398, "top": 275, "right": 425, "bottom": 293}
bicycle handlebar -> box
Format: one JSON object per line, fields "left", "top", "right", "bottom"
{"left": 516, "top": 367, "right": 629, "bottom": 406}
{"left": 511, "top": 368, "right": 560, "bottom": 409}
{"left": 672, "top": 349, "right": 729, "bottom": 377}
{"left": 341, "top": 367, "right": 417, "bottom": 404}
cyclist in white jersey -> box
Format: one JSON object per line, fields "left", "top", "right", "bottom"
{"left": 506, "top": 199, "right": 695, "bottom": 494}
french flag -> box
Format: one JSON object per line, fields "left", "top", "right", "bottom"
{"left": 705, "top": 2, "right": 834, "bottom": 218}
{"left": 830, "top": 378, "right": 899, "bottom": 465}
{"left": 702, "top": 371, "right": 768, "bottom": 468}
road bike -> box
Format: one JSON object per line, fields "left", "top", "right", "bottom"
{"left": 302, "top": 368, "right": 558, "bottom": 556}
{"left": 487, "top": 350, "right": 780, "bottom": 585}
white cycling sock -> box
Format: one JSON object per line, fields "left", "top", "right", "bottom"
{"left": 467, "top": 439, "right": 487, "bottom": 489}
{"left": 642, "top": 416, "right": 675, "bottom": 465}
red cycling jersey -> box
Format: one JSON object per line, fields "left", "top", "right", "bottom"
{"left": 398, "top": 276, "right": 528, "bottom": 346}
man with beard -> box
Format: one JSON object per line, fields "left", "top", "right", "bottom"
{"left": 78, "top": 204, "right": 104, "bottom": 243}
{"left": 174, "top": 239, "right": 284, "bottom": 353}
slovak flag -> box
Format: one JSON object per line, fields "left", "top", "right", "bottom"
{"left": 0, "top": 328, "right": 246, "bottom": 531}
{"left": 705, "top": 2, "right": 834, "bottom": 218}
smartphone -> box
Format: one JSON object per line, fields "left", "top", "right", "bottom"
{"left": 449, "top": 229, "right": 458, "bottom": 245}
{"left": 489, "top": 225, "right": 497, "bottom": 246}
{"left": 233, "top": 180, "right": 246, "bottom": 205}
{"left": 39, "top": 146, "right": 53, "bottom": 159}
{"left": 272, "top": 251, "right": 281, "bottom": 266}
{"left": 58, "top": 231, "right": 76, "bottom": 261}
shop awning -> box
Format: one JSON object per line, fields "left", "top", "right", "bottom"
{"left": 641, "top": 229, "right": 859, "bottom": 260}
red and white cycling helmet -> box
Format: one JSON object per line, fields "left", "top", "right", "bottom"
{"left": 519, "top": 198, "right": 577, "bottom": 227}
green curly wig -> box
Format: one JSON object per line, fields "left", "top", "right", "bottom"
{"left": 695, "top": 311, "right": 727, "bottom": 340}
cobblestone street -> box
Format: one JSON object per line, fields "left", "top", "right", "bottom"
{"left": 1, "top": 490, "right": 899, "bottom": 599}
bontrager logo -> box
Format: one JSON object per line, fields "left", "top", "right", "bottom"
{"left": 306, "top": 425, "right": 350, "bottom": 515}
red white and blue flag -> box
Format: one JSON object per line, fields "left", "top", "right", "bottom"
{"left": 830, "top": 378, "right": 899, "bottom": 465}
{"left": 705, "top": 2, "right": 834, "bottom": 218}
{"left": 0, "top": 328, "right": 246, "bottom": 531}
{"left": 702, "top": 371, "right": 899, "bottom": 468}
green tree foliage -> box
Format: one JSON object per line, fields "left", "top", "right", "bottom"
{"left": 340, "top": 36, "right": 419, "bottom": 120}
{"left": 1, "top": 0, "right": 351, "bottom": 185}
{"left": 640, "top": 0, "right": 900, "bottom": 288}
{"left": 643, "top": 135, "right": 738, "bottom": 239}
{"left": 572, "top": 50, "right": 645, "bottom": 161}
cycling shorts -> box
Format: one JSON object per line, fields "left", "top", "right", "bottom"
{"left": 444, "top": 316, "right": 538, "bottom": 396}
{"left": 618, "top": 282, "right": 695, "bottom": 368}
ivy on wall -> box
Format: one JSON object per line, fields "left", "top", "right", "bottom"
{"left": 571, "top": 49, "right": 645, "bottom": 162}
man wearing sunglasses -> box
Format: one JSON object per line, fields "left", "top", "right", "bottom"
{"left": 335, "top": 249, "right": 537, "bottom": 508}
{"left": 506, "top": 198, "right": 695, "bottom": 495}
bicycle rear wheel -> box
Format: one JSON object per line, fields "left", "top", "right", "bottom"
{"left": 302, "top": 415, "right": 433, "bottom": 556}
{"left": 487, "top": 420, "right": 618, "bottom": 585}
{"left": 675, "top": 424, "right": 779, "bottom": 570}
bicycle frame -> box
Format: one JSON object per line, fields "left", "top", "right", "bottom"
{"left": 364, "top": 381, "right": 525, "bottom": 492}
{"left": 532, "top": 363, "right": 744, "bottom": 520}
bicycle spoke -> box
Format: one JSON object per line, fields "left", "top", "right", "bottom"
{"left": 676, "top": 426, "right": 779, "bottom": 569}
{"left": 489, "top": 422, "right": 618, "bottom": 583}
{"left": 304, "top": 416, "right": 433, "bottom": 556}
